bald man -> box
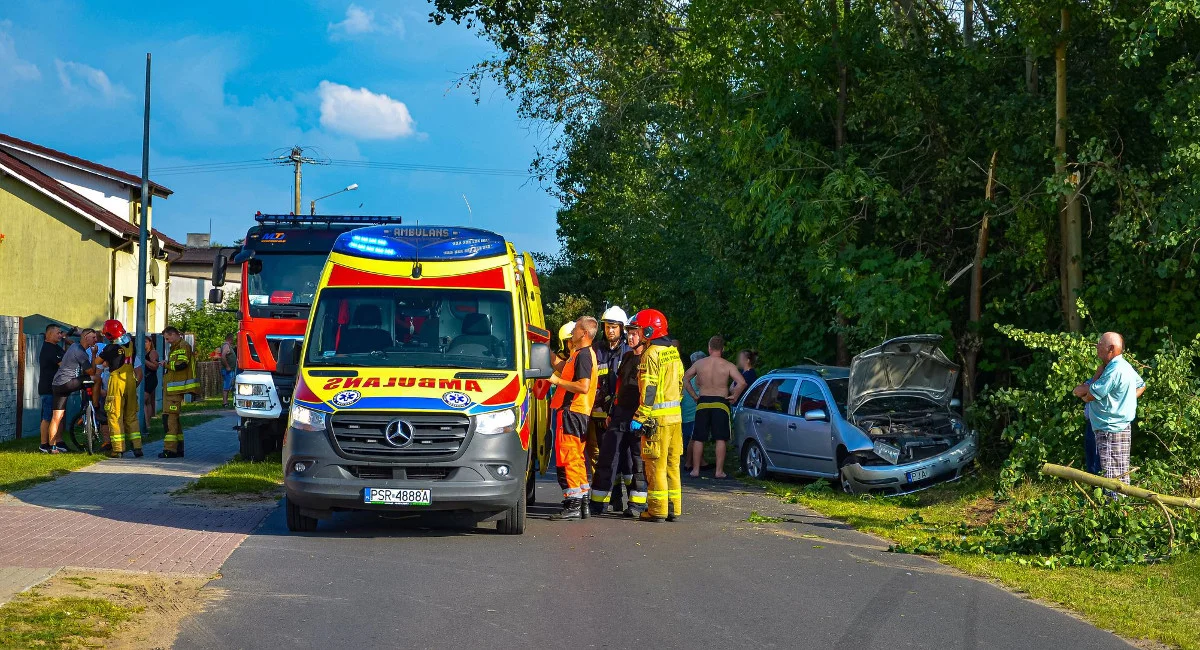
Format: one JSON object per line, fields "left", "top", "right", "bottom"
{"left": 1072, "top": 332, "right": 1145, "bottom": 488}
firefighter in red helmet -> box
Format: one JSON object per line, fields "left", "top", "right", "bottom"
{"left": 628, "top": 309, "right": 685, "bottom": 522}
{"left": 99, "top": 319, "right": 143, "bottom": 457}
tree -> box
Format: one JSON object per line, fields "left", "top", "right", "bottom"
{"left": 167, "top": 291, "right": 239, "bottom": 359}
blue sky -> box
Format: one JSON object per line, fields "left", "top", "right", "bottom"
{"left": 0, "top": 0, "right": 562, "bottom": 254}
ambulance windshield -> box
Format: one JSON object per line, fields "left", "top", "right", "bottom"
{"left": 305, "top": 287, "right": 517, "bottom": 371}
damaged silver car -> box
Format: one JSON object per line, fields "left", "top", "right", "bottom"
{"left": 733, "top": 334, "right": 977, "bottom": 495}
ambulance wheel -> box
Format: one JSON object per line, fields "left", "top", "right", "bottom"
{"left": 285, "top": 497, "right": 319, "bottom": 533}
{"left": 497, "top": 483, "right": 527, "bottom": 535}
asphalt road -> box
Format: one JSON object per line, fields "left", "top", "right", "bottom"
{"left": 176, "top": 476, "right": 1130, "bottom": 649}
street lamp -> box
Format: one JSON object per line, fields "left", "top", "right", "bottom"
{"left": 310, "top": 183, "right": 359, "bottom": 215}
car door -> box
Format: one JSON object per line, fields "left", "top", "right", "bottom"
{"left": 752, "top": 376, "right": 798, "bottom": 470}
{"left": 787, "top": 379, "right": 836, "bottom": 475}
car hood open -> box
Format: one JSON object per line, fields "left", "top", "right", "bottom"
{"left": 847, "top": 334, "right": 960, "bottom": 416}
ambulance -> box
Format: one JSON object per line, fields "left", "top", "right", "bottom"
{"left": 276, "top": 225, "right": 555, "bottom": 534}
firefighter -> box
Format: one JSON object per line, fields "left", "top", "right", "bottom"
{"left": 99, "top": 320, "right": 143, "bottom": 458}
{"left": 548, "top": 316, "right": 599, "bottom": 520}
{"left": 589, "top": 319, "right": 648, "bottom": 516}
{"left": 629, "top": 309, "right": 685, "bottom": 522}
{"left": 160, "top": 326, "right": 200, "bottom": 458}
{"left": 587, "top": 307, "right": 629, "bottom": 486}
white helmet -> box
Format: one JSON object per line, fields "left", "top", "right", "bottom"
{"left": 600, "top": 306, "right": 629, "bottom": 325}
{"left": 558, "top": 321, "right": 576, "bottom": 340}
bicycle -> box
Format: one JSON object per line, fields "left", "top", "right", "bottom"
{"left": 68, "top": 377, "right": 104, "bottom": 454}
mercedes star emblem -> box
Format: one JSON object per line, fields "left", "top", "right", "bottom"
{"left": 384, "top": 419, "right": 415, "bottom": 448}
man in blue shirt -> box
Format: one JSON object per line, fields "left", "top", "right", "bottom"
{"left": 1073, "top": 332, "right": 1145, "bottom": 486}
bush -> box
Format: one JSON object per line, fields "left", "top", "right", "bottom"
{"left": 985, "top": 324, "right": 1200, "bottom": 489}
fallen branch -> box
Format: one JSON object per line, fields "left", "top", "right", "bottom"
{"left": 1040, "top": 463, "right": 1200, "bottom": 510}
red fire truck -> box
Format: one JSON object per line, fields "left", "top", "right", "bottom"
{"left": 209, "top": 213, "right": 403, "bottom": 460}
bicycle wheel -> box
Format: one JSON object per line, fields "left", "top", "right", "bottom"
{"left": 67, "top": 411, "right": 87, "bottom": 452}
{"left": 84, "top": 406, "right": 100, "bottom": 455}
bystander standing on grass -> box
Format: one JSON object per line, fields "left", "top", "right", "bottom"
{"left": 37, "top": 324, "right": 65, "bottom": 454}
{"left": 219, "top": 333, "right": 237, "bottom": 408}
{"left": 1072, "top": 332, "right": 1145, "bottom": 491}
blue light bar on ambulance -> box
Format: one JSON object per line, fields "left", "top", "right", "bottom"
{"left": 332, "top": 225, "right": 508, "bottom": 261}
{"left": 253, "top": 213, "right": 403, "bottom": 226}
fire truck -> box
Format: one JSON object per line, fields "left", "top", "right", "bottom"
{"left": 208, "top": 213, "right": 404, "bottom": 460}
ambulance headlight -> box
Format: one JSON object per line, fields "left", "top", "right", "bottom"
{"left": 289, "top": 403, "right": 328, "bottom": 432}
{"left": 475, "top": 408, "right": 517, "bottom": 435}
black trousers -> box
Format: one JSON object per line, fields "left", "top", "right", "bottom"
{"left": 590, "top": 421, "right": 646, "bottom": 504}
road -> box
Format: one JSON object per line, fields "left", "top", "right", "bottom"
{"left": 176, "top": 476, "right": 1130, "bottom": 649}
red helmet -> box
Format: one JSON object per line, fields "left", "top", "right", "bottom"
{"left": 101, "top": 319, "right": 127, "bottom": 341}
{"left": 632, "top": 309, "right": 668, "bottom": 340}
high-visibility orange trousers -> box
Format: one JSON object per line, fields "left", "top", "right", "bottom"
{"left": 555, "top": 418, "right": 590, "bottom": 499}
{"left": 641, "top": 421, "right": 683, "bottom": 518}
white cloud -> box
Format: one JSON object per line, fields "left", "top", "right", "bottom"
{"left": 327, "top": 4, "right": 405, "bottom": 40}
{"left": 55, "top": 59, "right": 131, "bottom": 104}
{"left": 318, "top": 80, "right": 416, "bottom": 140}
{"left": 0, "top": 20, "right": 41, "bottom": 88}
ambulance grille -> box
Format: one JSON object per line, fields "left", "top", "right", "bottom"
{"left": 329, "top": 411, "right": 471, "bottom": 459}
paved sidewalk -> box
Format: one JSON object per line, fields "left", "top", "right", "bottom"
{"left": 0, "top": 414, "right": 275, "bottom": 604}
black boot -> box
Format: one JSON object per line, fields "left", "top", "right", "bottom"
{"left": 177, "top": 440, "right": 184, "bottom": 458}
{"left": 587, "top": 500, "right": 608, "bottom": 517}
{"left": 667, "top": 502, "right": 678, "bottom": 522}
{"left": 551, "top": 497, "right": 582, "bottom": 521}
{"left": 610, "top": 488, "right": 624, "bottom": 514}
{"left": 579, "top": 494, "right": 590, "bottom": 519}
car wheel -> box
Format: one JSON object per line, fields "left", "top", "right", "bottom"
{"left": 285, "top": 497, "right": 319, "bottom": 533}
{"left": 741, "top": 440, "right": 767, "bottom": 479}
{"left": 497, "top": 481, "right": 527, "bottom": 535}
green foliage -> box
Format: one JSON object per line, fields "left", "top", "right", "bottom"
{"left": 987, "top": 325, "right": 1200, "bottom": 488}
{"left": 898, "top": 490, "right": 1200, "bottom": 570}
{"left": 167, "top": 291, "right": 239, "bottom": 359}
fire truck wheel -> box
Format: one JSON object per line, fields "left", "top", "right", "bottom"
{"left": 243, "top": 425, "right": 266, "bottom": 462}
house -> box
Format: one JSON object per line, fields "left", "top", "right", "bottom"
{"left": 0, "top": 132, "right": 182, "bottom": 334}
{"left": 169, "top": 233, "right": 242, "bottom": 311}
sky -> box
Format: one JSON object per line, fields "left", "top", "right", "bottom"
{"left": 0, "top": 0, "right": 563, "bottom": 254}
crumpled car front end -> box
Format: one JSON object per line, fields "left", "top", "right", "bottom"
{"left": 839, "top": 334, "right": 978, "bottom": 495}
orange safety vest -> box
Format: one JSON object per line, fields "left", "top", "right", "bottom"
{"left": 551, "top": 346, "right": 599, "bottom": 417}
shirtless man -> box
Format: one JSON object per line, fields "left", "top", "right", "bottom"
{"left": 683, "top": 335, "right": 747, "bottom": 478}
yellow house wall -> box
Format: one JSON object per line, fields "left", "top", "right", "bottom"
{"left": 0, "top": 174, "right": 114, "bottom": 329}
{"left": 112, "top": 244, "right": 170, "bottom": 331}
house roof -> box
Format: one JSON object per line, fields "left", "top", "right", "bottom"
{"left": 0, "top": 148, "right": 182, "bottom": 250}
{"left": 0, "top": 132, "right": 173, "bottom": 198}
{"left": 174, "top": 246, "right": 223, "bottom": 266}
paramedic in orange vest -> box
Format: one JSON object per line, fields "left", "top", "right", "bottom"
{"left": 629, "top": 309, "right": 685, "bottom": 522}
{"left": 548, "top": 316, "right": 599, "bottom": 521}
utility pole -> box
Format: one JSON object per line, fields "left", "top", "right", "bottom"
{"left": 135, "top": 53, "right": 152, "bottom": 431}
{"left": 277, "top": 146, "right": 325, "bottom": 215}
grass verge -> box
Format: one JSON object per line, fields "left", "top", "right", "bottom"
{"left": 0, "top": 569, "right": 212, "bottom": 649}
{"left": 0, "top": 411, "right": 228, "bottom": 495}
{"left": 180, "top": 452, "right": 284, "bottom": 495}
{"left": 0, "top": 436, "right": 102, "bottom": 494}
{"left": 750, "top": 475, "right": 1200, "bottom": 649}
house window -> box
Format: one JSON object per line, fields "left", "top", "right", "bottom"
{"left": 147, "top": 299, "right": 157, "bottom": 331}
{"left": 124, "top": 297, "right": 134, "bottom": 326}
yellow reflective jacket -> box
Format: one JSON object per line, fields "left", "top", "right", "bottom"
{"left": 165, "top": 339, "right": 200, "bottom": 396}
{"left": 634, "top": 340, "right": 684, "bottom": 425}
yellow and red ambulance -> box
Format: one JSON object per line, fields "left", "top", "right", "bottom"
{"left": 279, "top": 225, "right": 555, "bottom": 534}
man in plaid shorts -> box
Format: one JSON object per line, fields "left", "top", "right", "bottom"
{"left": 1073, "top": 332, "right": 1145, "bottom": 492}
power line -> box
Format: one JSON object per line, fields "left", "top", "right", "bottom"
{"left": 150, "top": 157, "right": 532, "bottom": 178}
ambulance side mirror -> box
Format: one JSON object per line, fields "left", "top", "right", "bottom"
{"left": 524, "top": 343, "right": 553, "bottom": 380}
{"left": 276, "top": 339, "right": 300, "bottom": 377}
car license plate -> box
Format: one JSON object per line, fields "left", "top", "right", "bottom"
{"left": 906, "top": 468, "right": 931, "bottom": 483}
{"left": 363, "top": 488, "right": 431, "bottom": 506}
{"left": 872, "top": 440, "right": 901, "bottom": 465}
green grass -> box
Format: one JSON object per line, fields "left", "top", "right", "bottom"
{"left": 750, "top": 474, "right": 1200, "bottom": 649}
{"left": 181, "top": 396, "right": 229, "bottom": 414}
{"left": 0, "top": 436, "right": 102, "bottom": 494}
{"left": 0, "top": 593, "right": 135, "bottom": 649}
{"left": 0, "top": 411, "right": 227, "bottom": 495}
{"left": 181, "top": 452, "right": 284, "bottom": 495}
